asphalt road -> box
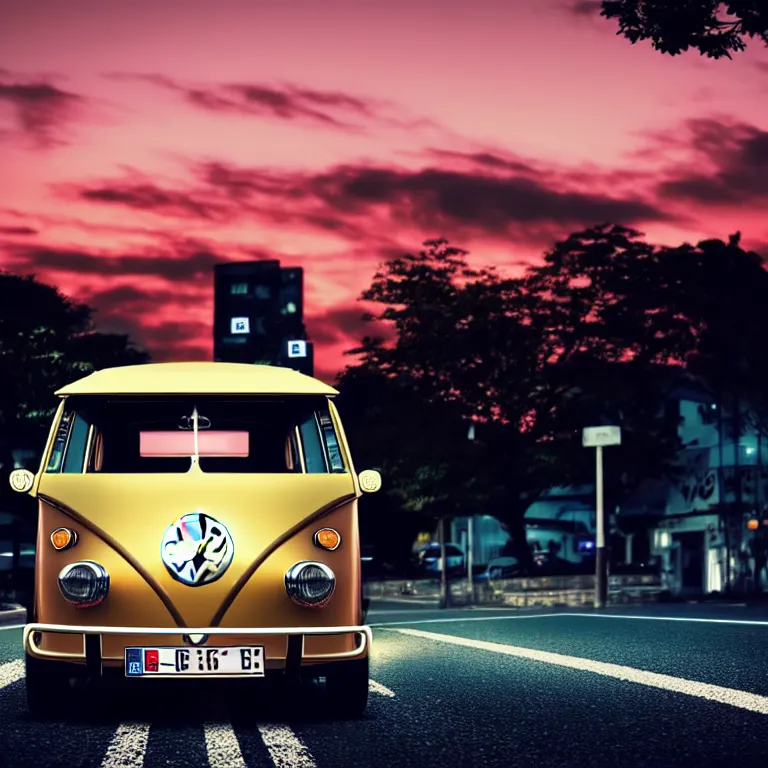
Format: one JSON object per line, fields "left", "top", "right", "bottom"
{"left": 1, "top": 602, "right": 768, "bottom": 768}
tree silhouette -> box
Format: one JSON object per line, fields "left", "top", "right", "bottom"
{"left": 598, "top": 0, "right": 768, "bottom": 59}
{"left": 0, "top": 271, "right": 151, "bottom": 603}
{"left": 341, "top": 227, "right": 768, "bottom": 578}
{"left": 0, "top": 270, "right": 150, "bottom": 452}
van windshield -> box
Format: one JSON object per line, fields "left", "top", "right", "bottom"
{"left": 45, "top": 395, "right": 346, "bottom": 475}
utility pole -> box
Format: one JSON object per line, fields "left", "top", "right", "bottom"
{"left": 438, "top": 515, "right": 449, "bottom": 609}
{"left": 467, "top": 515, "right": 475, "bottom": 606}
{"left": 583, "top": 426, "right": 622, "bottom": 609}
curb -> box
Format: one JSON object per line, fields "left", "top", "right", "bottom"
{"left": 0, "top": 605, "right": 26, "bottom": 627}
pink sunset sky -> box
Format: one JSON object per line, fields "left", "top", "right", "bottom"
{"left": 1, "top": 0, "right": 768, "bottom": 383}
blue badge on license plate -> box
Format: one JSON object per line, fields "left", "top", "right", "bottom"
{"left": 125, "top": 647, "right": 144, "bottom": 676}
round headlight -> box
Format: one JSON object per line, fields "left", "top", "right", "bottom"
{"left": 285, "top": 561, "right": 335, "bottom": 608}
{"left": 58, "top": 561, "right": 110, "bottom": 607}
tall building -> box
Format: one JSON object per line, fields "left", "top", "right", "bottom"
{"left": 213, "top": 260, "right": 314, "bottom": 376}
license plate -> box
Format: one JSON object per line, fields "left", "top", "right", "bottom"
{"left": 124, "top": 646, "right": 265, "bottom": 677}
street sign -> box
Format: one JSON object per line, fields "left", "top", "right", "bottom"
{"left": 287, "top": 340, "right": 307, "bottom": 358}
{"left": 582, "top": 426, "right": 622, "bottom": 448}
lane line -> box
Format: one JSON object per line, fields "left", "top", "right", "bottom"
{"left": 369, "top": 679, "right": 395, "bottom": 697}
{"left": 100, "top": 723, "right": 151, "bottom": 768}
{"left": 564, "top": 612, "right": 768, "bottom": 627}
{"left": 0, "top": 624, "right": 25, "bottom": 632}
{"left": 370, "top": 613, "right": 564, "bottom": 627}
{"left": 369, "top": 597, "right": 439, "bottom": 605}
{"left": 387, "top": 627, "right": 768, "bottom": 715}
{"left": 204, "top": 722, "right": 247, "bottom": 768}
{"left": 257, "top": 724, "right": 317, "bottom": 768}
{"left": 0, "top": 659, "right": 24, "bottom": 690}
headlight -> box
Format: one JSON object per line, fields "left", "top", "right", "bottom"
{"left": 285, "top": 561, "right": 335, "bottom": 608}
{"left": 58, "top": 561, "right": 110, "bottom": 607}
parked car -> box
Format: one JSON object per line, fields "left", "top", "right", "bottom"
{"left": 414, "top": 543, "right": 465, "bottom": 575}
{"left": 474, "top": 557, "right": 523, "bottom": 583}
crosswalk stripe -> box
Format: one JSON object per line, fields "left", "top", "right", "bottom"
{"left": 100, "top": 723, "right": 151, "bottom": 768}
{"left": 369, "top": 679, "right": 395, "bottom": 697}
{"left": 204, "top": 722, "right": 247, "bottom": 768}
{"left": 0, "top": 660, "right": 24, "bottom": 691}
{"left": 257, "top": 724, "right": 317, "bottom": 768}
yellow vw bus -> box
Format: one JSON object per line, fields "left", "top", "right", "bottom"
{"left": 8, "top": 362, "right": 381, "bottom": 719}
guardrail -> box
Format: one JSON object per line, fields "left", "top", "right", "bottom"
{"left": 364, "top": 574, "right": 664, "bottom": 607}
{"left": 0, "top": 603, "right": 26, "bottom": 626}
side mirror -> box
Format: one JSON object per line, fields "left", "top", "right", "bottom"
{"left": 9, "top": 469, "right": 35, "bottom": 494}
{"left": 358, "top": 469, "right": 382, "bottom": 494}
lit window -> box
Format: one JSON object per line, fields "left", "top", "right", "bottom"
{"left": 231, "top": 317, "right": 250, "bottom": 334}
{"left": 230, "top": 282, "right": 248, "bottom": 295}
{"left": 286, "top": 301, "right": 297, "bottom": 314}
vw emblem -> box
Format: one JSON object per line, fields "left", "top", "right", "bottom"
{"left": 161, "top": 513, "right": 234, "bottom": 586}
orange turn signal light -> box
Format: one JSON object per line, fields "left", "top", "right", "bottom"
{"left": 747, "top": 519, "right": 759, "bottom": 531}
{"left": 51, "top": 527, "right": 78, "bottom": 551}
{"left": 313, "top": 528, "right": 341, "bottom": 551}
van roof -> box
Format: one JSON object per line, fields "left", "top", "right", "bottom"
{"left": 55, "top": 362, "right": 339, "bottom": 397}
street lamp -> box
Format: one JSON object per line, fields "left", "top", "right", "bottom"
{"left": 583, "top": 425, "right": 622, "bottom": 609}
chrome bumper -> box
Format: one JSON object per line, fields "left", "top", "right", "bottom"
{"left": 24, "top": 623, "right": 372, "bottom": 665}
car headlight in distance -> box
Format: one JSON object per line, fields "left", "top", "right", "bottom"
{"left": 58, "top": 561, "right": 110, "bottom": 608}
{"left": 285, "top": 561, "right": 335, "bottom": 608}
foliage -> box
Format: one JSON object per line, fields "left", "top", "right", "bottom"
{"left": 599, "top": 0, "right": 768, "bottom": 59}
{"left": 338, "top": 225, "right": 768, "bottom": 567}
{"left": 0, "top": 271, "right": 150, "bottom": 451}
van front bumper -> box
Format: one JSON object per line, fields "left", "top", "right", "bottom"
{"left": 23, "top": 623, "right": 371, "bottom": 678}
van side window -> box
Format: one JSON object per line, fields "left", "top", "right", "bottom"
{"left": 297, "top": 409, "right": 346, "bottom": 474}
{"left": 318, "top": 412, "right": 345, "bottom": 472}
{"left": 299, "top": 414, "right": 328, "bottom": 474}
{"left": 46, "top": 411, "right": 91, "bottom": 474}
{"left": 62, "top": 414, "right": 90, "bottom": 473}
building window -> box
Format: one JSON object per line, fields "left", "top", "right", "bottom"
{"left": 230, "top": 282, "right": 248, "bottom": 295}
{"left": 230, "top": 317, "right": 250, "bottom": 334}
{"left": 254, "top": 284, "right": 271, "bottom": 299}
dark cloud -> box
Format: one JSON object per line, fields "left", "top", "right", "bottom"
{"left": 4, "top": 242, "right": 227, "bottom": 281}
{"left": 0, "top": 72, "right": 83, "bottom": 147}
{"left": 424, "top": 148, "right": 536, "bottom": 175}
{"left": 656, "top": 118, "right": 768, "bottom": 205}
{"left": 200, "top": 161, "right": 670, "bottom": 236}
{"left": 106, "top": 72, "right": 383, "bottom": 130}
{"left": 68, "top": 156, "right": 670, "bottom": 244}
{"left": 76, "top": 182, "right": 230, "bottom": 221}
{"left": 0, "top": 226, "right": 37, "bottom": 235}
{"left": 567, "top": 1, "right": 604, "bottom": 17}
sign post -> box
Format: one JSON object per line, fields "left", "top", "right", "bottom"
{"left": 582, "top": 426, "right": 622, "bottom": 609}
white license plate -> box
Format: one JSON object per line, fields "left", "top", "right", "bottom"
{"left": 124, "top": 646, "right": 265, "bottom": 677}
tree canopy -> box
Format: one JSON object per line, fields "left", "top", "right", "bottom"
{"left": 598, "top": 0, "right": 768, "bottom": 59}
{"left": 337, "top": 225, "right": 768, "bottom": 567}
{"left": 0, "top": 271, "right": 150, "bottom": 452}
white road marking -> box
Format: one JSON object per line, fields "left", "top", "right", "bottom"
{"left": 369, "top": 597, "right": 439, "bottom": 605}
{"left": 258, "top": 724, "right": 317, "bottom": 768}
{"left": 100, "top": 723, "right": 150, "bottom": 768}
{"left": 369, "top": 679, "right": 395, "bottom": 697}
{"left": 565, "top": 612, "right": 768, "bottom": 627}
{"left": 204, "top": 722, "right": 246, "bottom": 768}
{"left": 0, "top": 624, "right": 25, "bottom": 632}
{"left": 370, "top": 613, "right": 563, "bottom": 627}
{"left": 0, "top": 659, "right": 24, "bottom": 690}
{"left": 388, "top": 627, "right": 768, "bottom": 715}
